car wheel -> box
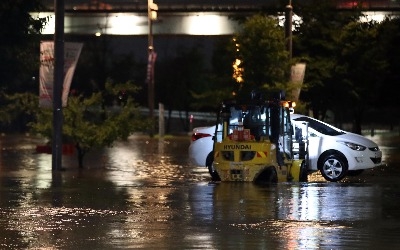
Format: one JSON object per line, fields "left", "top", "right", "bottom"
{"left": 320, "top": 154, "right": 348, "bottom": 182}
{"left": 299, "top": 161, "right": 308, "bottom": 182}
{"left": 206, "top": 152, "right": 220, "bottom": 181}
{"left": 347, "top": 169, "right": 364, "bottom": 176}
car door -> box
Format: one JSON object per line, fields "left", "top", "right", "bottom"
{"left": 293, "top": 120, "right": 322, "bottom": 170}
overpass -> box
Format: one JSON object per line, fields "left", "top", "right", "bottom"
{"left": 35, "top": 0, "right": 400, "bottom": 36}
{"left": 40, "top": 0, "right": 400, "bottom": 12}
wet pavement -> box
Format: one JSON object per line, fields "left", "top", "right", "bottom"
{"left": 0, "top": 132, "right": 400, "bottom": 249}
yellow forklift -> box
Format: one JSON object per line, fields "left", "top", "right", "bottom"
{"left": 209, "top": 91, "right": 308, "bottom": 183}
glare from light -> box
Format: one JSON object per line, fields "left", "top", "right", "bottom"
{"left": 279, "top": 13, "right": 302, "bottom": 29}
{"left": 31, "top": 12, "right": 55, "bottom": 34}
{"left": 31, "top": 11, "right": 397, "bottom": 35}
{"left": 183, "top": 14, "right": 231, "bottom": 35}
{"left": 360, "top": 11, "right": 387, "bottom": 22}
{"left": 107, "top": 14, "right": 146, "bottom": 35}
{"left": 233, "top": 58, "right": 243, "bottom": 83}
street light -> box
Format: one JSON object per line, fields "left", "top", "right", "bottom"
{"left": 148, "top": 0, "right": 158, "bottom": 51}
{"left": 147, "top": 0, "right": 157, "bottom": 136}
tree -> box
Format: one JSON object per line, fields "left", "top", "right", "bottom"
{"left": 188, "top": 14, "right": 292, "bottom": 110}
{"left": 28, "top": 81, "right": 149, "bottom": 168}
{"left": 293, "top": 0, "right": 362, "bottom": 120}
{"left": 0, "top": 0, "right": 47, "bottom": 93}
{"left": 0, "top": 92, "right": 39, "bottom": 132}
{"left": 233, "top": 14, "right": 291, "bottom": 98}
{"left": 335, "top": 20, "right": 386, "bottom": 133}
{"left": 376, "top": 17, "right": 400, "bottom": 127}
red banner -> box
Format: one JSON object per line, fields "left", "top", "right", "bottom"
{"left": 146, "top": 51, "right": 157, "bottom": 84}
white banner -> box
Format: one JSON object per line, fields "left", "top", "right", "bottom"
{"left": 39, "top": 41, "right": 83, "bottom": 108}
{"left": 290, "top": 63, "right": 306, "bottom": 101}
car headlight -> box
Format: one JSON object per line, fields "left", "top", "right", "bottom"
{"left": 337, "top": 141, "right": 366, "bottom": 151}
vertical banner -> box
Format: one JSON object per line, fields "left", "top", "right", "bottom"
{"left": 290, "top": 62, "right": 306, "bottom": 101}
{"left": 39, "top": 41, "right": 83, "bottom": 108}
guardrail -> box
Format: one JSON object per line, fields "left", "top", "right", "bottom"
{"left": 139, "top": 107, "right": 216, "bottom": 121}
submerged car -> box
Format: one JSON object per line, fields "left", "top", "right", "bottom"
{"left": 189, "top": 125, "right": 218, "bottom": 172}
{"left": 189, "top": 114, "right": 383, "bottom": 182}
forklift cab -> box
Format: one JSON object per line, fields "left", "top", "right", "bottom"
{"left": 214, "top": 98, "right": 295, "bottom": 165}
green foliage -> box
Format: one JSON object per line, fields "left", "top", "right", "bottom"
{"left": 334, "top": 20, "right": 388, "bottom": 133}
{"left": 0, "top": 92, "right": 39, "bottom": 131}
{"left": 0, "top": 0, "right": 47, "bottom": 93}
{"left": 376, "top": 17, "right": 400, "bottom": 110}
{"left": 191, "top": 14, "right": 294, "bottom": 111}
{"left": 28, "top": 82, "right": 149, "bottom": 164}
{"left": 222, "top": 14, "right": 294, "bottom": 106}
{"left": 292, "top": 1, "right": 400, "bottom": 130}
{"left": 293, "top": 0, "right": 363, "bottom": 118}
{"left": 235, "top": 14, "right": 290, "bottom": 91}
{"left": 336, "top": 20, "right": 386, "bottom": 104}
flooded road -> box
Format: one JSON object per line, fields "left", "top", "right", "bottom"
{"left": 0, "top": 132, "right": 400, "bottom": 249}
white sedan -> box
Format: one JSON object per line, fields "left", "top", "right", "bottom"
{"left": 188, "top": 114, "right": 383, "bottom": 182}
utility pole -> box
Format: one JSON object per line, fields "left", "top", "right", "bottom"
{"left": 285, "top": 1, "right": 305, "bottom": 102}
{"left": 285, "top": 0, "right": 293, "bottom": 60}
{"left": 147, "top": 0, "right": 158, "bottom": 136}
{"left": 52, "top": 0, "right": 64, "bottom": 171}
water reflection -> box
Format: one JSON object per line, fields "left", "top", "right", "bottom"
{"left": 205, "top": 182, "right": 387, "bottom": 249}
{"left": 0, "top": 133, "right": 400, "bottom": 249}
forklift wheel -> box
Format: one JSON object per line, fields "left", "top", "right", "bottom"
{"left": 299, "top": 161, "right": 308, "bottom": 182}
{"left": 206, "top": 152, "right": 220, "bottom": 181}
{"left": 207, "top": 163, "right": 221, "bottom": 181}
{"left": 255, "top": 166, "right": 278, "bottom": 183}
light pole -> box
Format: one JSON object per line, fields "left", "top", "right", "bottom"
{"left": 53, "top": 0, "right": 64, "bottom": 171}
{"left": 285, "top": 0, "right": 293, "bottom": 60}
{"left": 147, "top": 0, "right": 157, "bottom": 136}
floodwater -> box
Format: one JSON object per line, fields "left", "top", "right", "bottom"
{"left": 0, "top": 132, "right": 400, "bottom": 249}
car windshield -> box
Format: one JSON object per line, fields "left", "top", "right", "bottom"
{"left": 293, "top": 116, "right": 345, "bottom": 136}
